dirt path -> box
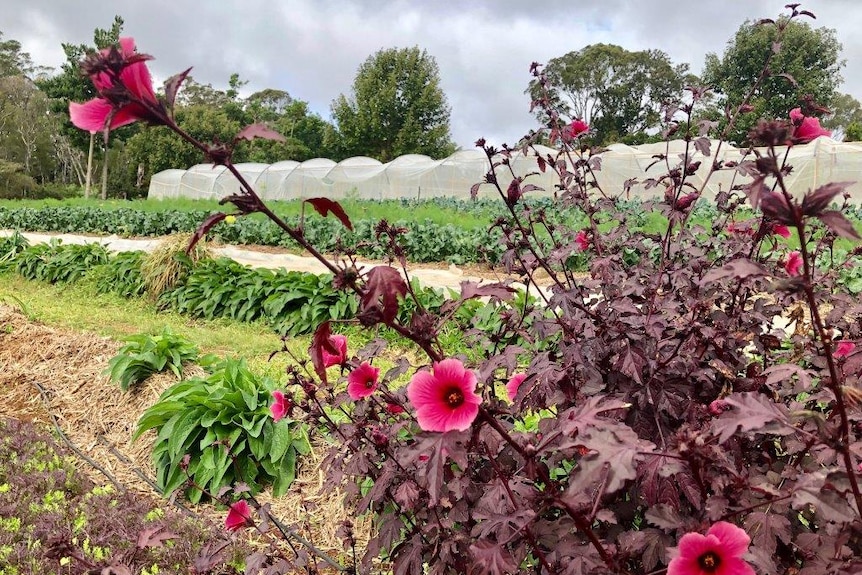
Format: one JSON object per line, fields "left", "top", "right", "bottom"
{"left": 1, "top": 229, "right": 545, "bottom": 292}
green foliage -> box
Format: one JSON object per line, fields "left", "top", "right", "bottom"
{"left": 106, "top": 328, "right": 200, "bottom": 391}
{"left": 14, "top": 241, "right": 109, "bottom": 284}
{"left": 0, "top": 204, "right": 507, "bottom": 263}
{"left": 531, "top": 44, "right": 690, "bottom": 144}
{"left": 134, "top": 358, "right": 310, "bottom": 502}
{"left": 89, "top": 250, "right": 147, "bottom": 298}
{"left": 160, "top": 258, "right": 358, "bottom": 337}
{"left": 702, "top": 17, "right": 844, "bottom": 144}
{"left": 0, "top": 231, "right": 27, "bottom": 271}
{"left": 332, "top": 46, "right": 456, "bottom": 161}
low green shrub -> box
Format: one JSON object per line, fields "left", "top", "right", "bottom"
{"left": 134, "top": 357, "right": 310, "bottom": 503}
{"left": 106, "top": 328, "right": 201, "bottom": 391}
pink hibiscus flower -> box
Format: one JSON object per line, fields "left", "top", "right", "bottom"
{"left": 69, "top": 37, "right": 162, "bottom": 133}
{"left": 322, "top": 334, "right": 348, "bottom": 368}
{"left": 789, "top": 107, "right": 831, "bottom": 144}
{"left": 575, "top": 230, "right": 590, "bottom": 251}
{"left": 668, "top": 521, "right": 755, "bottom": 575}
{"left": 224, "top": 500, "right": 253, "bottom": 532}
{"left": 784, "top": 251, "right": 803, "bottom": 277}
{"left": 772, "top": 224, "right": 791, "bottom": 238}
{"left": 834, "top": 340, "right": 856, "bottom": 358}
{"left": 407, "top": 358, "right": 481, "bottom": 432}
{"left": 270, "top": 390, "right": 290, "bottom": 422}
{"left": 506, "top": 373, "right": 527, "bottom": 402}
{"left": 347, "top": 362, "right": 380, "bottom": 400}
{"left": 568, "top": 119, "right": 590, "bottom": 139}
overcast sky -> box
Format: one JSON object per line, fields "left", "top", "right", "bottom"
{"left": 1, "top": 0, "right": 861, "bottom": 149}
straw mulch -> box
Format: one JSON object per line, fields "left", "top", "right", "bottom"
{"left": 0, "top": 304, "right": 365, "bottom": 559}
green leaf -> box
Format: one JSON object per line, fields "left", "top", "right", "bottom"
{"left": 270, "top": 422, "right": 292, "bottom": 463}
{"left": 272, "top": 449, "right": 296, "bottom": 497}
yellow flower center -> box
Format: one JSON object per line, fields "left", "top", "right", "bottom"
{"left": 445, "top": 388, "right": 464, "bottom": 408}
{"left": 698, "top": 551, "right": 721, "bottom": 573}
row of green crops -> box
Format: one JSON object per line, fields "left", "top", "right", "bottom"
{"left": 0, "top": 234, "right": 526, "bottom": 341}
{"left": 0, "top": 205, "right": 507, "bottom": 264}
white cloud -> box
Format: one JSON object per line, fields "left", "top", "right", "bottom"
{"left": 1, "top": 0, "right": 860, "bottom": 150}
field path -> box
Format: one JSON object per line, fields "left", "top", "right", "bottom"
{"left": 1, "top": 230, "right": 545, "bottom": 293}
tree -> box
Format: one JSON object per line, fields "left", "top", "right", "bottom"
{"left": 821, "top": 92, "right": 862, "bottom": 140}
{"left": 701, "top": 17, "right": 844, "bottom": 144}
{"left": 37, "top": 16, "right": 126, "bottom": 199}
{"left": 331, "top": 47, "right": 455, "bottom": 161}
{"left": 530, "top": 44, "right": 691, "bottom": 145}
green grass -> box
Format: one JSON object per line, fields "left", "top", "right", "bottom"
{"left": 0, "top": 273, "right": 446, "bottom": 381}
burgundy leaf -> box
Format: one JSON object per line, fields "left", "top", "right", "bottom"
{"left": 818, "top": 210, "right": 861, "bottom": 240}
{"left": 744, "top": 176, "right": 767, "bottom": 209}
{"left": 506, "top": 179, "right": 521, "bottom": 205}
{"left": 360, "top": 266, "right": 408, "bottom": 326}
{"left": 792, "top": 472, "right": 856, "bottom": 524}
{"left": 309, "top": 321, "right": 340, "bottom": 383}
{"left": 393, "top": 534, "right": 424, "bottom": 575}
{"left": 235, "top": 122, "right": 286, "bottom": 142}
{"left": 537, "top": 155, "right": 547, "bottom": 173}
{"left": 615, "top": 344, "right": 647, "bottom": 384}
{"left": 711, "top": 392, "right": 796, "bottom": 443}
{"left": 102, "top": 563, "right": 133, "bottom": 575}
{"left": 644, "top": 504, "right": 683, "bottom": 530}
{"left": 163, "top": 66, "right": 192, "bottom": 112}
{"left": 136, "top": 526, "right": 176, "bottom": 549}
{"left": 700, "top": 258, "right": 770, "bottom": 284}
{"left": 459, "top": 281, "right": 515, "bottom": 302}
{"left": 759, "top": 191, "right": 795, "bottom": 225}
{"left": 187, "top": 212, "right": 227, "bottom": 254}
{"left": 470, "top": 182, "right": 482, "bottom": 199}
{"left": 521, "top": 183, "right": 544, "bottom": 193}
{"left": 192, "top": 540, "right": 233, "bottom": 572}
{"left": 802, "top": 182, "right": 852, "bottom": 216}
{"left": 694, "top": 136, "right": 711, "bottom": 157}
{"left": 744, "top": 512, "right": 791, "bottom": 555}
{"left": 304, "top": 198, "right": 353, "bottom": 231}
{"left": 469, "top": 540, "right": 519, "bottom": 575}
{"left": 559, "top": 396, "right": 632, "bottom": 436}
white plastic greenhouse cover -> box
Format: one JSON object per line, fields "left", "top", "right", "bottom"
{"left": 147, "top": 137, "right": 862, "bottom": 202}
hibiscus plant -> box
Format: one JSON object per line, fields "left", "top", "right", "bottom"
{"left": 69, "top": 4, "right": 862, "bottom": 574}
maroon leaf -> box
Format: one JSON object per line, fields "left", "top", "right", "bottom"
{"left": 360, "top": 266, "right": 408, "bottom": 326}
{"left": 393, "top": 534, "right": 424, "bottom": 575}
{"left": 818, "top": 210, "right": 861, "bottom": 240}
{"left": 102, "top": 563, "right": 133, "bottom": 575}
{"left": 235, "top": 122, "right": 286, "bottom": 142}
{"left": 566, "top": 424, "right": 654, "bottom": 499}
{"left": 187, "top": 212, "right": 227, "bottom": 253}
{"left": 304, "top": 198, "right": 353, "bottom": 231}
{"left": 711, "top": 392, "right": 796, "bottom": 443}
{"left": 521, "top": 183, "right": 544, "bottom": 193}
{"left": 506, "top": 179, "right": 521, "bottom": 205}
{"left": 309, "top": 321, "right": 341, "bottom": 383}
{"left": 792, "top": 472, "right": 856, "bottom": 524}
{"left": 459, "top": 281, "right": 515, "bottom": 302}
{"left": 537, "top": 155, "right": 547, "bottom": 173}
{"left": 700, "top": 258, "right": 770, "bottom": 284}
{"left": 743, "top": 176, "right": 767, "bottom": 210}
{"left": 694, "top": 136, "right": 711, "bottom": 157}
{"left": 163, "top": 66, "right": 192, "bottom": 111}
{"left": 644, "top": 504, "right": 683, "bottom": 530}
{"left": 759, "top": 191, "right": 795, "bottom": 224}
{"left": 469, "top": 540, "right": 519, "bottom": 575}
{"left": 559, "top": 396, "right": 632, "bottom": 436}
{"left": 615, "top": 344, "right": 647, "bottom": 384}
{"left": 744, "top": 512, "right": 791, "bottom": 555}
{"left": 470, "top": 182, "right": 482, "bottom": 199}
{"left": 802, "top": 182, "right": 852, "bottom": 216}
{"left": 136, "top": 526, "right": 177, "bottom": 549}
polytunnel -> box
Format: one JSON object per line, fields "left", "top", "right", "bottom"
{"left": 148, "top": 137, "right": 862, "bottom": 202}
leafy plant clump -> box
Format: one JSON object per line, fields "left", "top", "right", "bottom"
{"left": 140, "top": 232, "right": 211, "bottom": 299}
{"left": 0, "top": 417, "right": 246, "bottom": 574}
{"left": 134, "top": 357, "right": 311, "bottom": 504}
{"left": 106, "top": 328, "right": 201, "bottom": 391}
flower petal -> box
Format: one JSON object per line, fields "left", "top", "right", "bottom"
{"left": 69, "top": 98, "right": 112, "bottom": 133}
{"left": 707, "top": 521, "right": 750, "bottom": 558}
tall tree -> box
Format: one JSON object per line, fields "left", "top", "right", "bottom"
{"left": 530, "top": 44, "right": 690, "bottom": 145}
{"left": 821, "top": 92, "right": 862, "bottom": 141}
{"left": 37, "top": 16, "right": 126, "bottom": 199}
{"left": 701, "top": 17, "right": 844, "bottom": 144}
{"left": 331, "top": 47, "right": 455, "bottom": 161}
